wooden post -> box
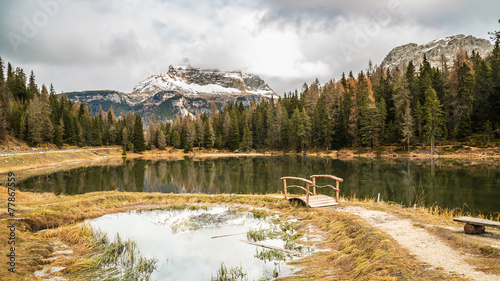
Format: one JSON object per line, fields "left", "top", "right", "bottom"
{"left": 335, "top": 180, "right": 339, "bottom": 202}
{"left": 306, "top": 183, "right": 310, "bottom": 207}
{"left": 283, "top": 179, "right": 288, "bottom": 199}
{"left": 312, "top": 177, "right": 316, "bottom": 195}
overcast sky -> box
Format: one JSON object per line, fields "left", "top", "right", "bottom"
{"left": 1, "top": 0, "right": 499, "bottom": 95}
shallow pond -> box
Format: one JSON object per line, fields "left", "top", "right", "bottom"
{"left": 89, "top": 207, "right": 297, "bottom": 280}
{"left": 16, "top": 156, "right": 500, "bottom": 216}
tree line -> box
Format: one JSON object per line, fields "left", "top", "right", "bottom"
{"left": 0, "top": 59, "right": 147, "bottom": 152}
{"left": 1, "top": 26, "right": 499, "bottom": 153}
{"left": 161, "top": 39, "right": 500, "bottom": 153}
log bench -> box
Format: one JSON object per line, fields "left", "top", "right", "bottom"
{"left": 453, "top": 216, "right": 500, "bottom": 234}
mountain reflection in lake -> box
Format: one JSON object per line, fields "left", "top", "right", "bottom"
{"left": 17, "top": 156, "right": 500, "bottom": 216}
{"left": 89, "top": 207, "right": 294, "bottom": 280}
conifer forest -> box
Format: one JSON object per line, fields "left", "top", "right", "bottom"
{"left": 1, "top": 37, "right": 499, "bottom": 153}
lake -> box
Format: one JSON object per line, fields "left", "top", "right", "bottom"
{"left": 17, "top": 156, "right": 500, "bottom": 216}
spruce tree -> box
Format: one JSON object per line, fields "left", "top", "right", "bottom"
{"left": 239, "top": 121, "right": 252, "bottom": 152}
{"left": 203, "top": 118, "right": 214, "bottom": 148}
{"left": 229, "top": 109, "right": 240, "bottom": 151}
{"left": 299, "top": 108, "right": 312, "bottom": 153}
{"left": 132, "top": 114, "right": 146, "bottom": 152}
{"left": 422, "top": 86, "right": 447, "bottom": 155}
{"left": 400, "top": 105, "right": 415, "bottom": 151}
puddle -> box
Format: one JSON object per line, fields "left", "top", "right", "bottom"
{"left": 89, "top": 207, "right": 299, "bottom": 280}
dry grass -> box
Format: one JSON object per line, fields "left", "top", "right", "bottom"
{"left": 282, "top": 208, "right": 463, "bottom": 281}
{"left": 340, "top": 196, "right": 500, "bottom": 277}
{"left": 426, "top": 226, "right": 500, "bottom": 275}
{"left": 0, "top": 187, "right": 493, "bottom": 280}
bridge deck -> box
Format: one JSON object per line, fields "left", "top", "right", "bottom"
{"left": 288, "top": 195, "right": 339, "bottom": 208}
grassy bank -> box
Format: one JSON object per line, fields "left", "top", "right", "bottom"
{"left": 3, "top": 188, "right": 499, "bottom": 280}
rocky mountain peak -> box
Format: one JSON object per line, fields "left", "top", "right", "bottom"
{"left": 129, "top": 65, "right": 275, "bottom": 104}
{"left": 380, "top": 34, "right": 493, "bottom": 70}
{"left": 65, "top": 66, "right": 275, "bottom": 123}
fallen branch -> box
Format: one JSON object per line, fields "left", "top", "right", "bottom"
{"left": 239, "top": 239, "right": 301, "bottom": 255}
{"left": 211, "top": 232, "right": 247, "bottom": 239}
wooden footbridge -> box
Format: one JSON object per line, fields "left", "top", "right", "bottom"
{"left": 281, "top": 175, "right": 343, "bottom": 208}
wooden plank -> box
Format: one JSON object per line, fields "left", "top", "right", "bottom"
{"left": 453, "top": 216, "right": 500, "bottom": 229}
{"left": 290, "top": 195, "right": 338, "bottom": 208}
{"left": 309, "top": 202, "right": 339, "bottom": 208}
{"left": 239, "top": 239, "right": 301, "bottom": 255}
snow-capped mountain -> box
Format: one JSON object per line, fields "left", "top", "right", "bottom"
{"left": 380, "top": 34, "right": 493, "bottom": 70}
{"left": 64, "top": 66, "right": 275, "bottom": 123}
{"left": 127, "top": 65, "right": 275, "bottom": 105}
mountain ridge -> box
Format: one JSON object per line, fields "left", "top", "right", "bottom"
{"left": 380, "top": 34, "right": 493, "bottom": 70}
{"left": 65, "top": 66, "right": 275, "bottom": 123}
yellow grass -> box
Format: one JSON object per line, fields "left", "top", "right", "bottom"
{"left": 0, "top": 186, "right": 477, "bottom": 280}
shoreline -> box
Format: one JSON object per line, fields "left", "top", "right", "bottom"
{"left": 0, "top": 189, "right": 498, "bottom": 280}
{"left": 1, "top": 145, "right": 500, "bottom": 178}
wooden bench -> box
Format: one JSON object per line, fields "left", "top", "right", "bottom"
{"left": 453, "top": 216, "right": 500, "bottom": 234}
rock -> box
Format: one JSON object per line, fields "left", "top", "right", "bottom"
{"left": 64, "top": 66, "right": 275, "bottom": 124}
{"left": 380, "top": 34, "right": 493, "bottom": 71}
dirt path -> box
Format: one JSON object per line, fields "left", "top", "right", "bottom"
{"left": 335, "top": 206, "right": 500, "bottom": 281}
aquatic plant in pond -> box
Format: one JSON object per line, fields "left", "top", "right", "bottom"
{"left": 211, "top": 263, "right": 247, "bottom": 281}
{"left": 89, "top": 207, "right": 304, "bottom": 280}
{"left": 69, "top": 226, "right": 158, "bottom": 280}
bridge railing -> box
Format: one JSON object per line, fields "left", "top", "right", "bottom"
{"left": 310, "top": 175, "right": 343, "bottom": 203}
{"left": 280, "top": 177, "right": 314, "bottom": 206}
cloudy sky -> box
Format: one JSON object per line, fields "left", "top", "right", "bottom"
{"left": 0, "top": 0, "right": 499, "bottom": 95}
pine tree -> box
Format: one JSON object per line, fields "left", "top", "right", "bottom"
{"left": 146, "top": 114, "right": 157, "bottom": 149}
{"left": 229, "top": 109, "right": 240, "bottom": 151}
{"left": 184, "top": 119, "right": 195, "bottom": 152}
{"left": 203, "top": 118, "right": 214, "bottom": 148}
{"left": 268, "top": 104, "right": 282, "bottom": 151}
{"left": 445, "top": 52, "right": 475, "bottom": 138}
{"left": 488, "top": 34, "right": 500, "bottom": 125}
{"left": 280, "top": 103, "right": 290, "bottom": 151}
{"left": 157, "top": 128, "right": 166, "bottom": 150}
{"left": 239, "top": 121, "right": 252, "bottom": 152}
{"left": 422, "top": 86, "right": 447, "bottom": 155}
{"left": 289, "top": 107, "right": 300, "bottom": 152}
{"left": 122, "top": 127, "right": 129, "bottom": 151}
{"left": 171, "top": 129, "right": 181, "bottom": 149}
{"left": 132, "top": 114, "right": 146, "bottom": 152}
{"left": 299, "top": 108, "right": 312, "bottom": 153}
{"left": 400, "top": 105, "right": 414, "bottom": 150}
{"left": 28, "top": 71, "right": 38, "bottom": 100}
{"left": 222, "top": 112, "right": 231, "bottom": 148}
{"left": 54, "top": 124, "right": 63, "bottom": 148}
{"left": 0, "top": 56, "right": 4, "bottom": 87}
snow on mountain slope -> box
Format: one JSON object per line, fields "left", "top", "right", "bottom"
{"left": 380, "top": 34, "right": 493, "bottom": 70}
{"left": 128, "top": 65, "right": 275, "bottom": 104}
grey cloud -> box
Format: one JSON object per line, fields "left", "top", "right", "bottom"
{"left": 1, "top": 0, "right": 499, "bottom": 96}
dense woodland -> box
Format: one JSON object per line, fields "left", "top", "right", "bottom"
{"left": 1, "top": 27, "right": 499, "bottom": 153}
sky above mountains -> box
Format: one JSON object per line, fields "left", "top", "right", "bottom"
{"left": 0, "top": 0, "right": 499, "bottom": 95}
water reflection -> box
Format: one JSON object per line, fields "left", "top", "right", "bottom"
{"left": 89, "top": 207, "right": 293, "bottom": 280}
{"left": 16, "top": 157, "right": 500, "bottom": 216}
